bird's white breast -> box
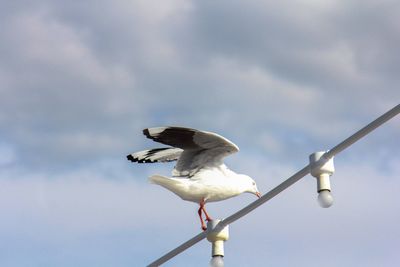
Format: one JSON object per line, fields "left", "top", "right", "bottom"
{"left": 176, "top": 166, "right": 243, "bottom": 203}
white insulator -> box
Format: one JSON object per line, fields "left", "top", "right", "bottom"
{"left": 309, "top": 151, "right": 335, "bottom": 208}
{"left": 207, "top": 220, "right": 229, "bottom": 258}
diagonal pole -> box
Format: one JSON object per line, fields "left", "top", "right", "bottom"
{"left": 148, "top": 104, "right": 400, "bottom": 267}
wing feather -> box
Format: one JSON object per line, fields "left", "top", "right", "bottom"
{"left": 143, "top": 127, "right": 239, "bottom": 176}
{"left": 127, "top": 147, "right": 183, "bottom": 163}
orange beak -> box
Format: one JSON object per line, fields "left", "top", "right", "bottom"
{"left": 256, "top": 191, "right": 261, "bottom": 198}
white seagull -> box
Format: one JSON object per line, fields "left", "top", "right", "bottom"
{"left": 127, "top": 126, "right": 261, "bottom": 230}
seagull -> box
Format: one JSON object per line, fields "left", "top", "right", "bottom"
{"left": 127, "top": 126, "right": 261, "bottom": 230}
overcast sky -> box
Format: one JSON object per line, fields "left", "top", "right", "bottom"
{"left": 0, "top": 0, "right": 399, "bottom": 266}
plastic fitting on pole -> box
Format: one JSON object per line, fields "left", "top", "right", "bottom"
{"left": 207, "top": 220, "right": 229, "bottom": 258}
{"left": 309, "top": 151, "right": 335, "bottom": 208}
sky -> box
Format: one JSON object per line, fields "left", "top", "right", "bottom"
{"left": 0, "top": 0, "right": 399, "bottom": 266}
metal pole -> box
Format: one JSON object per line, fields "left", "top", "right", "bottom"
{"left": 324, "top": 104, "right": 400, "bottom": 160}
{"left": 147, "top": 104, "right": 400, "bottom": 266}
{"left": 147, "top": 232, "right": 207, "bottom": 267}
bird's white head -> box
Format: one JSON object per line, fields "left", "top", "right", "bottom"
{"left": 238, "top": 174, "right": 261, "bottom": 198}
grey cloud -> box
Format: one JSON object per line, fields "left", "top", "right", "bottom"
{"left": 0, "top": 5, "right": 144, "bottom": 166}
{"left": 175, "top": 1, "right": 400, "bottom": 87}
{"left": 1, "top": 0, "right": 399, "bottom": 169}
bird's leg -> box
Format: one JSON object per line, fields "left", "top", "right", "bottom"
{"left": 202, "top": 206, "right": 212, "bottom": 222}
{"left": 198, "top": 205, "right": 207, "bottom": 231}
{"left": 200, "top": 198, "right": 213, "bottom": 222}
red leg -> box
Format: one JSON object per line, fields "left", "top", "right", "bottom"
{"left": 202, "top": 207, "right": 212, "bottom": 222}
{"left": 198, "top": 205, "right": 207, "bottom": 231}
{"left": 198, "top": 199, "right": 212, "bottom": 230}
{"left": 199, "top": 198, "right": 213, "bottom": 225}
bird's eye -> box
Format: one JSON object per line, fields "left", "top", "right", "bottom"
{"left": 252, "top": 181, "right": 256, "bottom": 186}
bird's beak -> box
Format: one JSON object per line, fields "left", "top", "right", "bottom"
{"left": 256, "top": 191, "right": 261, "bottom": 198}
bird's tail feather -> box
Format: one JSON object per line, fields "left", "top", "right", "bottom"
{"left": 127, "top": 147, "right": 183, "bottom": 163}
{"left": 149, "top": 175, "right": 181, "bottom": 190}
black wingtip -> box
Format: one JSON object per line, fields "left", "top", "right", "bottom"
{"left": 142, "top": 128, "right": 150, "bottom": 138}
{"left": 126, "top": 154, "right": 157, "bottom": 164}
{"left": 126, "top": 154, "right": 135, "bottom": 162}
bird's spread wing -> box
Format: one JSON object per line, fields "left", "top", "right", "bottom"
{"left": 143, "top": 127, "right": 239, "bottom": 176}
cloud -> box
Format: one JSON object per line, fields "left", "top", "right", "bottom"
{"left": 0, "top": 7, "right": 142, "bottom": 166}
{"left": 1, "top": 0, "right": 398, "bottom": 169}
{"left": 0, "top": 142, "right": 17, "bottom": 166}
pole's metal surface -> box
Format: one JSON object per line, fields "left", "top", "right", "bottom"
{"left": 220, "top": 166, "right": 310, "bottom": 228}
{"left": 324, "top": 104, "right": 400, "bottom": 160}
{"left": 147, "top": 232, "right": 207, "bottom": 267}
{"left": 147, "top": 104, "right": 400, "bottom": 266}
